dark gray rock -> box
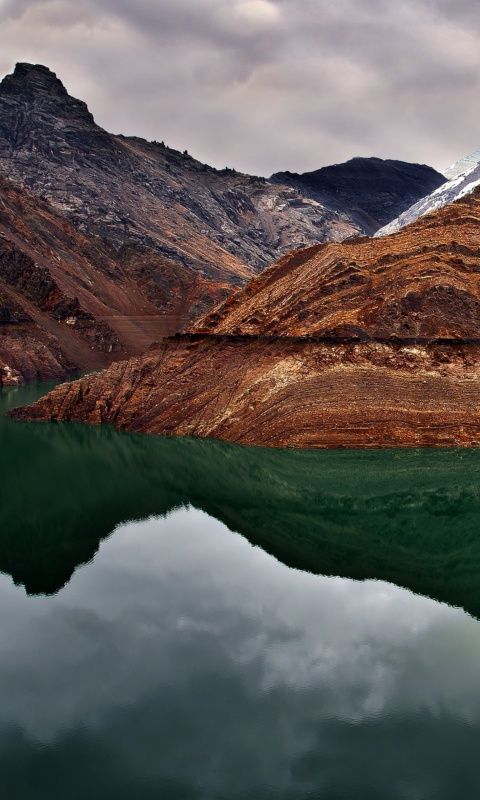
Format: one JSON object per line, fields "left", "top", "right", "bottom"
{"left": 271, "top": 157, "right": 446, "bottom": 236}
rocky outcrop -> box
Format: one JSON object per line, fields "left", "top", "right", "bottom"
{"left": 194, "top": 205, "right": 480, "bottom": 341}
{"left": 13, "top": 186, "right": 480, "bottom": 447}
{"left": 271, "top": 157, "right": 446, "bottom": 235}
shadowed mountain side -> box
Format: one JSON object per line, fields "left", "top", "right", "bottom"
{"left": 4, "top": 385, "right": 480, "bottom": 614}
{"left": 14, "top": 186, "right": 480, "bottom": 448}
{"left": 271, "top": 157, "right": 446, "bottom": 235}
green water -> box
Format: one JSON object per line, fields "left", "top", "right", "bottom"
{"left": 2, "top": 383, "right": 480, "bottom": 613}
{"left": 2, "top": 382, "right": 480, "bottom": 797}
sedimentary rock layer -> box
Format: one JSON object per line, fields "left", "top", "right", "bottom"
{"left": 13, "top": 186, "right": 480, "bottom": 447}
{"left": 194, "top": 190, "right": 480, "bottom": 340}
{"left": 11, "top": 336, "right": 480, "bottom": 448}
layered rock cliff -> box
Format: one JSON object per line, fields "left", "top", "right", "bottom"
{"left": 13, "top": 187, "right": 480, "bottom": 448}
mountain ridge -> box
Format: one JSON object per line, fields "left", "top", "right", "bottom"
{"left": 0, "top": 61, "right": 452, "bottom": 386}
{"left": 0, "top": 63, "right": 363, "bottom": 282}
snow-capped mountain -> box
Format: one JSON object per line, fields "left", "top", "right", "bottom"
{"left": 444, "top": 149, "right": 480, "bottom": 180}
{"left": 375, "top": 149, "right": 480, "bottom": 237}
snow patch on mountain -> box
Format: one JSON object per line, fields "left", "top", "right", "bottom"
{"left": 375, "top": 151, "right": 480, "bottom": 237}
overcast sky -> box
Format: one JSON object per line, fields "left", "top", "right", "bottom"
{"left": 1, "top": 0, "right": 480, "bottom": 177}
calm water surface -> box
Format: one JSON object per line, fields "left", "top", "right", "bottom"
{"left": 2, "top": 382, "right": 480, "bottom": 799}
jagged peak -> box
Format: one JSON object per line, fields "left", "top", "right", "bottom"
{"left": 0, "top": 62, "right": 95, "bottom": 125}
{"left": 4, "top": 62, "right": 67, "bottom": 94}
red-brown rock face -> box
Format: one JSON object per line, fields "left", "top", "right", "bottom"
{"left": 0, "top": 176, "right": 232, "bottom": 384}
{"left": 12, "top": 189, "right": 480, "bottom": 448}
{"left": 193, "top": 195, "right": 480, "bottom": 340}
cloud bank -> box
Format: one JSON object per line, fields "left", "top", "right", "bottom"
{"left": 1, "top": 0, "right": 480, "bottom": 175}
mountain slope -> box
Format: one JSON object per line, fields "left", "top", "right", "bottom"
{"left": 377, "top": 149, "right": 480, "bottom": 236}
{"left": 270, "top": 157, "right": 446, "bottom": 235}
{"left": 0, "top": 175, "right": 235, "bottom": 384}
{"left": 15, "top": 186, "right": 480, "bottom": 448}
{"left": 0, "top": 63, "right": 363, "bottom": 289}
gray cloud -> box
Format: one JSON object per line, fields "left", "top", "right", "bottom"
{"left": 0, "top": 0, "right": 480, "bottom": 175}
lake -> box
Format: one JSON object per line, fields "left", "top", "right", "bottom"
{"left": 2, "top": 382, "right": 480, "bottom": 798}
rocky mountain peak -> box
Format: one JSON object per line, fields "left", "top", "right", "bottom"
{"left": 0, "top": 62, "right": 95, "bottom": 127}
{"left": 8, "top": 63, "right": 67, "bottom": 94}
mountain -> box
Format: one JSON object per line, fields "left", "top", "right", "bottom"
{"left": 376, "top": 149, "right": 480, "bottom": 236}
{"left": 0, "top": 64, "right": 364, "bottom": 290}
{"left": 0, "top": 62, "right": 451, "bottom": 385}
{"left": 270, "top": 157, "right": 446, "bottom": 235}
{"left": 14, "top": 186, "right": 480, "bottom": 448}
{"left": 0, "top": 61, "right": 376, "bottom": 383}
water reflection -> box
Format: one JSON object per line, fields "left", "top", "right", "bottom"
{"left": 3, "top": 384, "right": 480, "bottom": 796}
{"left": 3, "top": 383, "right": 480, "bottom": 615}
{"left": 0, "top": 509, "right": 479, "bottom": 799}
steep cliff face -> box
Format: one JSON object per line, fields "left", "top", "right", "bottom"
{"left": 14, "top": 187, "right": 480, "bottom": 447}
{"left": 271, "top": 157, "right": 446, "bottom": 235}
{"left": 0, "top": 63, "right": 363, "bottom": 284}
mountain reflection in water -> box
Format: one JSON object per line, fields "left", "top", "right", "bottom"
{"left": 2, "top": 382, "right": 480, "bottom": 615}
{"left": 2, "top": 383, "right": 480, "bottom": 798}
